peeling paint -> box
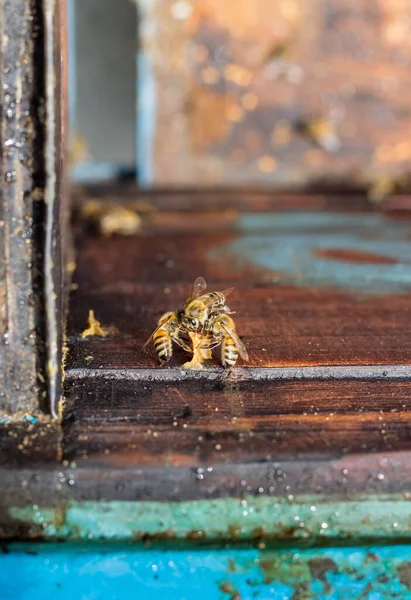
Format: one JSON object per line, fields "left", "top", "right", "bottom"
{"left": 3, "top": 543, "right": 411, "bottom": 599}
{"left": 212, "top": 212, "right": 411, "bottom": 294}
{"left": 9, "top": 495, "right": 411, "bottom": 544}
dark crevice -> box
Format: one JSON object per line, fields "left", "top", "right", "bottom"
{"left": 30, "top": 0, "right": 48, "bottom": 413}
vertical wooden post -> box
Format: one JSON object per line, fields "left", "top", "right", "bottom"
{"left": 0, "top": 0, "right": 67, "bottom": 416}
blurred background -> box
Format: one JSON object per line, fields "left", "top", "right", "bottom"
{"left": 69, "top": 0, "right": 411, "bottom": 196}
{"left": 68, "top": 0, "right": 137, "bottom": 182}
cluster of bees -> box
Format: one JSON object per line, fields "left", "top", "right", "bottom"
{"left": 144, "top": 277, "right": 248, "bottom": 369}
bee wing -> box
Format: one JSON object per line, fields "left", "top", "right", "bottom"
{"left": 221, "top": 323, "right": 249, "bottom": 361}
{"left": 191, "top": 276, "right": 207, "bottom": 299}
{"left": 220, "top": 286, "right": 234, "bottom": 298}
{"left": 142, "top": 314, "right": 175, "bottom": 351}
{"left": 199, "top": 288, "right": 235, "bottom": 311}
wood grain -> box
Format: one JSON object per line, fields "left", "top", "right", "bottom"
{"left": 67, "top": 205, "right": 411, "bottom": 369}
{"left": 64, "top": 193, "right": 411, "bottom": 494}
{"left": 63, "top": 377, "right": 411, "bottom": 467}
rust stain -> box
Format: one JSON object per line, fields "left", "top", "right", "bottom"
{"left": 219, "top": 581, "right": 242, "bottom": 600}
{"left": 308, "top": 557, "right": 337, "bottom": 581}
{"left": 397, "top": 561, "right": 411, "bottom": 590}
{"left": 313, "top": 248, "right": 401, "bottom": 266}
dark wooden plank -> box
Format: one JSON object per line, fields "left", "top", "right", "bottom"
{"left": 0, "top": 419, "right": 60, "bottom": 468}
{"left": 139, "top": 0, "right": 411, "bottom": 188}
{"left": 67, "top": 206, "right": 411, "bottom": 369}
{"left": 64, "top": 412, "right": 411, "bottom": 467}
{"left": 0, "top": 0, "right": 67, "bottom": 416}
{"left": 72, "top": 183, "right": 411, "bottom": 213}
{"left": 64, "top": 377, "right": 411, "bottom": 421}
{"left": 63, "top": 377, "right": 411, "bottom": 467}
{"left": 63, "top": 195, "right": 411, "bottom": 495}
{"left": 3, "top": 449, "right": 411, "bottom": 507}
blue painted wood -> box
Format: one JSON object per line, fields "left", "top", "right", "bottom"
{"left": 211, "top": 211, "right": 411, "bottom": 294}
{"left": 2, "top": 544, "right": 411, "bottom": 599}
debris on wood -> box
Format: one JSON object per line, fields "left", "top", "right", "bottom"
{"left": 80, "top": 199, "right": 156, "bottom": 237}
{"left": 367, "top": 177, "right": 397, "bottom": 204}
{"left": 367, "top": 174, "right": 411, "bottom": 204}
{"left": 81, "top": 310, "right": 107, "bottom": 339}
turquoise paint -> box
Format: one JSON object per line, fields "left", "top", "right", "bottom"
{"left": 9, "top": 495, "right": 411, "bottom": 543}
{"left": 214, "top": 212, "right": 411, "bottom": 294}
{"left": 2, "top": 544, "right": 411, "bottom": 599}
{"left": 0, "top": 415, "right": 37, "bottom": 424}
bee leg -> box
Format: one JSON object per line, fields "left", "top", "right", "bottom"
{"left": 198, "top": 338, "right": 221, "bottom": 362}
{"left": 172, "top": 335, "right": 193, "bottom": 354}
{"left": 200, "top": 340, "right": 221, "bottom": 351}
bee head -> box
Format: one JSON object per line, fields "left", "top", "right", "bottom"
{"left": 180, "top": 313, "right": 200, "bottom": 331}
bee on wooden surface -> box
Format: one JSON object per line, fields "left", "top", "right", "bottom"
{"left": 143, "top": 277, "right": 248, "bottom": 369}
{"left": 178, "top": 276, "right": 234, "bottom": 333}
{"left": 200, "top": 313, "right": 249, "bottom": 368}
{"left": 142, "top": 311, "right": 192, "bottom": 362}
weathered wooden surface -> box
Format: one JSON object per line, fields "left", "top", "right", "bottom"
{"left": 62, "top": 192, "right": 411, "bottom": 491}
{"left": 2, "top": 191, "right": 411, "bottom": 543}
{"left": 64, "top": 377, "right": 411, "bottom": 467}
{"left": 0, "top": 0, "right": 46, "bottom": 413}
{"left": 67, "top": 199, "right": 411, "bottom": 370}
{"left": 139, "top": 0, "right": 411, "bottom": 187}
{"left": 0, "top": 0, "right": 67, "bottom": 416}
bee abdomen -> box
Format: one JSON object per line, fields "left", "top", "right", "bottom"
{"left": 222, "top": 338, "right": 238, "bottom": 368}
{"left": 154, "top": 330, "right": 172, "bottom": 361}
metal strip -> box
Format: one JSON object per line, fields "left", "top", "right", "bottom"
{"left": 65, "top": 364, "right": 411, "bottom": 383}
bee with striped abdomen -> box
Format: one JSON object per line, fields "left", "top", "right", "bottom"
{"left": 143, "top": 276, "right": 248, "bottom": 369}
{"left": 200, "top": 313, "right": 249, "bottom": 368}
{"left": 178, "top": 276, "right": 234, "bottom": 333}
{"left": 142, "top": 311, "right": 191, "bottom": 362}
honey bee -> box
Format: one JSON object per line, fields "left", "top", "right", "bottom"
{"left": 142, "top": 311, "right": 191, "bottom": 362}
{"left": 178, "top": 276, "right": 234, "bottom": 333}
{"left": 143, "top": 277, "right": 247, "bottom": 369}
{"left": 199, "top": 313, "right": 249, "bottom": 368}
